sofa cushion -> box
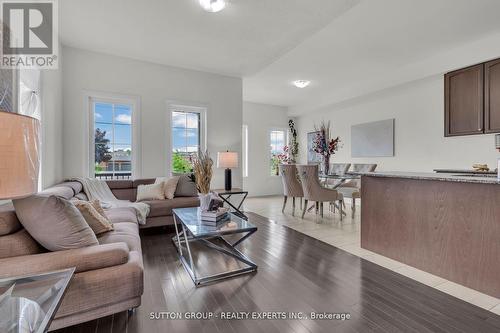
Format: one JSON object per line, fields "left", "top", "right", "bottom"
{"left": 174, "top": 174, "right": 198, "bottom": 197}
{"left": 106, "top": 180, "right": 133, "bottom": 189}
{"left": 56, "top": 181, "right": 83, "bottom": 195}
{"left": 109, "top": 188, "right": 136, "bottom": 201}
{"left": 73, "top": 200, "right": 114, "bottom": 235}
{"left": 0, "top": 228, "right": 43, "bottom": 259}
{"left": 136, "top": 183, "right": 165, "bottom": 202}
{"left": 39, "top": 186, "right": 74, "bottom": 200}
{"left": 145, "top": 197, "right": 200, "bottom": 218}
{"left": 97, "top": 222, "right": 141, "bottom": 253}
{"left": 105, "top": 207, "right": 138, "bottom": 224}
{"left": 0, "top": 203, "right": 21, "bottom": 236}
{"left": 133, "top": 178, "right": 155, "bottom": 187}
{"left": 74, "top": 192, "right": 88, "bottom": 201}
{"left": 13, "top": 195, "right": 98, "bottom": 251}
{"left": 155, "top": 176, "right": 180, "bottom": 199}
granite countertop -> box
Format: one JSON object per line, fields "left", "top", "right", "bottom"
{"left": 354, "top": 171, "right": 500, "bottom": 185}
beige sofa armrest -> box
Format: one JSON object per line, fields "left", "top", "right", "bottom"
{"left": 0, "top": 242, "right": 129, "bottom": 278}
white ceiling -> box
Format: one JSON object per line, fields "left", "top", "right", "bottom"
{"left": 60, "top": 0, "right": 500, "bottom": 115}
{"left": 244, "top": 0, "right": 500, "bottom": 114}
{"left": 59, "top": 0, "right": 358, "bottom": 77}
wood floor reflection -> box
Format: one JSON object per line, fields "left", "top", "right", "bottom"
{"left": 54, "top": 212, "right": 500, "bottom": 333}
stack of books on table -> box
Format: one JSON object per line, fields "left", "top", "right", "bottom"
{"left": 201, "top": 207, "right": 230, "bottom": 223}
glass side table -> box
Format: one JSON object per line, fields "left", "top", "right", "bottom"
{"left": 0, "top": 268, "right": 75, "bottom": 333}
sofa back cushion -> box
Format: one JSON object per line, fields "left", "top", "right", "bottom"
{"left": 0, "top": 228, "right": 43, "bottom": 259}
{"left": 13, "top": 195, "right": 98, "bottom": 251}
{"left": 174, "top": 174, "right": 198, "bottom": 197}
{"left": 0, "top": 203, "right": 21, "bottom": 236}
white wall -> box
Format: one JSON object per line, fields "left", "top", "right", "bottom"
{"left": 243, "top": 102, "right": 289, "bottom": 196}
{"left": 61, "top": 46, "right": 242, "bottom": 189}
{"left": 40, "top": 45, "right": 64, "bottom": 188}
{"left": 296, "top": 75, "right": 499, "bottom": 172}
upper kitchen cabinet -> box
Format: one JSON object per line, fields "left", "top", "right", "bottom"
{"left": 485, "top": 58, "right": 500, "bottom": 133}
{"left": 445, "top": 64, "right": 484, "bottom": 137}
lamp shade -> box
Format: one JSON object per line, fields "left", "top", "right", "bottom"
{"left": 0, "top": 111, "right": 40, "bottom": 199}
{"left": 217, "top": 151, "right": 238, "bottom": 169}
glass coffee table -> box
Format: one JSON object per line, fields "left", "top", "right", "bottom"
{"left": 172, "top": 207, "right": 257, "bottom": 286}
{"left": 0, "top": 268, "right": 74, "bottom": 333}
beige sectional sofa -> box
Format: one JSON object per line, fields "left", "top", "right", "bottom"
{"left": 0, "top": 177, "right": 199, "bottom": 330}
{"left": 107, "top": 178, "right": 199, "bottom": 228}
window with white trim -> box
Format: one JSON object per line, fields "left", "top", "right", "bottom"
{"left": 91, "top": 99, "right": 134, "bottom": 179}
{"left": 269, "top": 129, "right": 286, "bottom": 176}
{"left": 169, "top": 104, "right": 206, "bottom": 174}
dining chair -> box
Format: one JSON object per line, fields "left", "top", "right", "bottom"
{"left": 337, "top": 163, "right": 377, "bottom": 218}
{"left": 296, "top": 164, "right": 344, "bottom": 220}
{"left": 330, "top": 163, "right": 351, "bottom": 175}
{"left": 279, "top": 164, "right": 303, "bottom": 216}
{"left": 325, "top": 163, "right": 351, "bottom": 187}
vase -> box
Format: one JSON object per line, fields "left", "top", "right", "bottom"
{"left": 323, "top": 155, "right": 330, "bottom": 175}
{"left": 199, "top": 193, "right": 211, "bottom": 212}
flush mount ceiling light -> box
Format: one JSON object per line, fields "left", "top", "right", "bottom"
{"left": 292, "top": 80, "right": 311, "bottom": 88}
{"left": 199, "top": 0, "right": 226, "bottom": 13}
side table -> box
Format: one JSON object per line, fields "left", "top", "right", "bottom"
{"left": 212, "top": 188, "right": 248, "bottom": 220}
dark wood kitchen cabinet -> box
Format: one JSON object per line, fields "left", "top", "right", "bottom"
{"left": 485, "top": 58, "right": 500, "bottom": 133}
{"left": 444, "top": 64, "right": 484, "bottom": 137}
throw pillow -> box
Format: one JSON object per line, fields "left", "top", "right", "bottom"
{"left": 136, "top": 182, "right": 165, "bottom": 201}
{"left": 154, "top": 176, "right": 180, "bottom": 199}
{"left": 73, "top": 200, "right": 114, "bottom": 235}
{"left": 90, "top": 200, "right": 108, "bottom": 219}
{"left": 13, "top": 195, "right": 98, "bottom": 251}
{"left": 174, "top": 174, "right": 198, "bottom": 197}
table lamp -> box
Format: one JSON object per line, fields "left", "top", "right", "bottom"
{"left": 0, "top": 111, "right": 40, "bottom": 199}
{"left": 217, "top": 151, "right": 238, "bottom": 191}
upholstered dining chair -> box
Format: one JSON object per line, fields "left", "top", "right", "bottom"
{"left": 296, "top": 164, "right": 344, "bottom": 220}
{"left": 337, "top": 163, "right": 377, "bottom": 218}
{"left": 330, "top": 163, "right": 351, "bottom": 175}
{"left": 325, "top": 163, "right": 351, "bottom": 187}
{"left": 279, "top": 164, "right": 303, "bottom": 216}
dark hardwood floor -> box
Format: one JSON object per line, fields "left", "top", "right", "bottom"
{"left": 54, "top": 212, "right": 500, "bottom": 333}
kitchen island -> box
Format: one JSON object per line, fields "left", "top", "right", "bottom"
{"left": 360, "top": 172, "right": 500, "bottom": 298}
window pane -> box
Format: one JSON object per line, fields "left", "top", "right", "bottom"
{"left": 114, "top": 105, "right": 132, "bottom": 124}
{"left": 172, "top": 112, "right": 186, "bottom": 128}
{"left": 94, "top": 103, "right": 113, "bottom": 123}
{"left": 270, "top": 130, "right": 285, "bottom": 176}
{"left": 114, "top": 124, "right": 132, "bottom": 144}
{"left": 94, "top": 124, "right": 112, "bottom": 143}
{"left": 186, "top": 128, "right": 199, "bottom": 147}
{"left": 93, "top": 100, "right": 133, "bottom": 180}
{"left": 95, "top": 143, "right": 112, "bottom": 175}
{"left": 171, "top": 109, "right": 202, "bottom": 172}
{"left": 111, "top": 145, "right": 132, "bottom": 173}
{"left": 172, "top": 128, "right": 186, "bottom": 152}
{"left": 186, "top": 112, "right": 199, "bottom": 129}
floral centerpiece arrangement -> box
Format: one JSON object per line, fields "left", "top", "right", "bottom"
{"left": 192, "top": 150, "right": 213, "bottom": 210}
{"left": 271, "top": 146, "right": 293, "bottom": 176}
{"left": 312, "top": 120, "right": 341, "bottom": 175}
{"left": 288, "top": 119, "right": 299, "bottom": 163}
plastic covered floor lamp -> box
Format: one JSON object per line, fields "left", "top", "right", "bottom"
{"left": 0, "top": 111, "right": 40, "bottom": 199}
